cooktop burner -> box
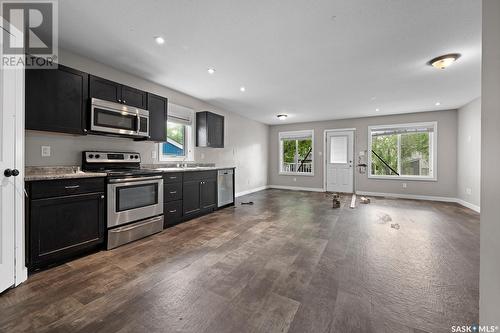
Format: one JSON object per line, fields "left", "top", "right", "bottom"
{"left": 81, "top": 151, "right": 162, "bottom": 178}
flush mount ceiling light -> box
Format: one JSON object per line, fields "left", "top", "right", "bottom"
{"left": 277, "top": 114, "right": 288, "bottom": 120}
{"left": 154, "top": 36, "right": 165, "bottom": 45}
{"left": 429, "top": 53, "right": 461, "bottom": 70}
{"left": 207, "top": 68, "right": 216, "bottom": 75}
{"left": 240, "top": 86, "right": 246, "bottom": 92}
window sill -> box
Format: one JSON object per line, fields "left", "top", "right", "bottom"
{"left": 279, "top": 172, "right": 315, "bottom": 177}
{"left": 368, "top": 175, "right": 437, "bottom": 182}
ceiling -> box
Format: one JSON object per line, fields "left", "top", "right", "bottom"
{"left": 58, "top": 0, "right": 481, "bottom": 124}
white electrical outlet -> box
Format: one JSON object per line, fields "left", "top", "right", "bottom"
{"left": 402, "top": 183, "right": 407, "bottom": 189}
{"left": 151, "top": 150, "right": 157, "bottom": 159}
{"left": 359, "top": 151, "right": 365, "bottom": 156}
{"left": 293, "top": 177, "right": 297, "bottom": 182}
{"left": 41, "top": 146, "right": 51, "bottom": 157}
{"left": 466, "top": 187, "right": 472, "bottom": 195}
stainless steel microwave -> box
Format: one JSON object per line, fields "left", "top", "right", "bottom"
{"left": 90, "top": 98, "right": 149, "bottom": 138}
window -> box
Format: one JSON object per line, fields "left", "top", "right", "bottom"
{"left": 159, "top": 103, "right": 194, "bottom": 161}
{"left": 368, "top": 122, "right": 437, "bottom": 180}
{"left": 279, "top": 130, "right": 314, "bottom": 175}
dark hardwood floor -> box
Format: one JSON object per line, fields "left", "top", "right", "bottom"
{"left": 0, "top": 190, "right": 479, "bottom": 333}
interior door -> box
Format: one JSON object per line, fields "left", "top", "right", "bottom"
{"left": 326, "top": 130, "right": 354, "bottom": 193}
{"left": 0, "top": 37, "right": 16, "bottom": 292}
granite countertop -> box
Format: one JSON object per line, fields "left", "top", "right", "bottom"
{"left": 142, "top": 164, "right": 236, "bottom": 173}
{"left": 25, "top": 166, "right": 108, "bottom": 181}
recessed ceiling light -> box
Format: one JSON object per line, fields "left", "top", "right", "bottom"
{"left": 154, "top": 36, "right": 165, "bottom": 45}
{"left": 277, "top": 114, "right": 288, "bottom": 120}
{"left": 429, "top": 53, "right": 461, "bottom": 70}
{"left": 240, "top": 86, "right": 246, "bottom": 92}
{"left": 375, "top": 108, "right": 380, "bottom": 112}
{"left": 435, "top": 102, "right": 441, "bottom": 106}
{"left": 207, "top": 68, "right": 216, "bottom": 75}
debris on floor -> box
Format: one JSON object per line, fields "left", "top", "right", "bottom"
{"left": 241, "top": 201, "right": 254, "bottom": 205}
{"left": 332, "top": 193, "right": 341, "bottom": 208}
{"left": 350, "top": 194, "right": 356, "bottom": 209}
{"left": 360, "top": 196, "right": 371, "bottom": 204}
{"left": 390, "top": 223, "right": 400, "bottom": 230}
{"left": 376, "top": 213, "right": 392, "bottom": 224}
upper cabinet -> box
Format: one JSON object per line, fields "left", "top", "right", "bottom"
{"left": 25, "top": 64, "right": 168, "bottom": 141}
{"left": 26, "top": 64, "right": 89, "bottom": 135}
{"left": 196, "top": 111, "right": 224, "bottom": 148}
{"left": 89, "top": 75, "right": 148, "bottom": 109}
{"left": 147, "top": 93, "right": 168, "bottom": 142}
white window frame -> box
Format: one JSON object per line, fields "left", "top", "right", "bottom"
{"left": 158, "top": 104, "right": 195, "bottom": 162}
{"left": 368, "top": 122, "right": 437, "bottom": 181}
{"left": 278, "top": 129, "right": 315, "bottom": 176}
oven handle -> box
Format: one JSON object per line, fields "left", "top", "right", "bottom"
{"left": 109, "top": 216, "right": 163, "bottom": 233}
{"left": 136, "top": 114, "right": 141, "bottom": 135}
{"left": 108, "top": 175, "right": 162, "bottom": 184}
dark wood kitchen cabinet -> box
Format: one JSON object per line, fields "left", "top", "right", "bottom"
{"left": 196, "top": 111, "right": 224, "bottom": 148}
{"left": 182, "top": 171, "right": 217, "bottom": 219}
{"left": 26, "top": 178, "right": 105, "bottom": 271}
{"left": 163, "top": 172, "right": 183, "bottom": 228}
{"left": 25, "top": 64, "right": 88, "bottom": 134}
{"left": 146, "top": 93, "right": 168, "bottom": 142}
{"left": 89, "top": 75, "right": 148, "bottom": 109}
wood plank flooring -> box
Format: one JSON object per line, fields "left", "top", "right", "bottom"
{"left": 0, "top": 189, "right": 479, "bottom": 333}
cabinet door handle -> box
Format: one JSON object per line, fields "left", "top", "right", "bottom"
{"left": 169, "top": 209, "right": 177, "bottom": 213}
{"left": 169, "top": 191, "right": 177, "bottom": 194}
{"left": 100, "top": 195, "right": 105, "bottom": 199}
{"left": 169, "top": 176, "right": 177, "bottom": 179}
{"left": 118, "top": 99, "right": 122, "bottom": 103}
{"left": 64, "top": 185, "right": 80, "bottom": 189}
{"left": 123, "top": 100, "right": 127, "bottom": 104}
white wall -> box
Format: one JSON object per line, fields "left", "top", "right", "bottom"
{"left": 268, "top": 110, "right": 458, "bottom": 198}
{"left": 457, "top": 98, "right": 481, "bottom": 209}
{"left": 25, "top": 50, "right": 269, "bottom": 195}
{"left": 480, "top": 0, "right": 500, "bottom": 325}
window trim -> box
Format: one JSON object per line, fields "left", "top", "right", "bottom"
{"left": 367, "top": 122, "right": 438, "bottom": 181}
{"left": 278, "top": 129, "right": 315, "bottom": 176}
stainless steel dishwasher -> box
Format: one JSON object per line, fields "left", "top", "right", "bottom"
{"left": 217, "top": 169, "right": 234, "bottom": 207}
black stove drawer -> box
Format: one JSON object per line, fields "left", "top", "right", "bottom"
{"left": 164, "top": 182, "right": 182, "bottom": 202}
{"left": 29, "top": 177, "right": 106, "bottom": 199}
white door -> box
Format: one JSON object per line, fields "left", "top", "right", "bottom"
{"left": 326, "top": 130, "right": 354, "bottom": 193}
{"left": 0, "top": 35, "right": 17, "bottom": 292}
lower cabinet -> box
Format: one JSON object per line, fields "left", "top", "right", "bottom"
{"left": 183, "top": 171, "right": 217, "bottom": 219}
{"left": 26, "top": 178, "right": 105, "bottom": 271}
{"left": 164, "top": 200, "right": 183, "bottom": 227}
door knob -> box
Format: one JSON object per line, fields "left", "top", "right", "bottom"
{"left": 4, "top": 169, "right": 19, "bottom": 177}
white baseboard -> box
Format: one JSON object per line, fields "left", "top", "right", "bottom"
{"left": 356, "top": 191, "right": 480, "bottom": 213}
{"left": 355, "top": 191, "right": 457, "bottom": 202}
{"left": 268, "top": 185, "right": 325, "bottom": 192}
{"left": 235, "top": 186, "right": 269, "bottom": 197}
{"left": 455, "top": 199, "right": 481, "bottom": 213}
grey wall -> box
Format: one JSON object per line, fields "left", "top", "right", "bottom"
{"left": 25, "top": 50, "right": 269, "bottom": 195}
{"left": 457, "top": 98, "right": 481, "bottom": 208}
{"left": 480, "top": 0, "right": 500, "bottom": 325}
{"left": 269, "top": 109, "right": 458, "bottom": 198}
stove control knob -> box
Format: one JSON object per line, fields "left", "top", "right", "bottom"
{"left": 95, "top": 154, "right": 100, "bottom": 159}
{"left": 135, "top": 155, "right": 139, "bottom": 159}
{"left": 130, "top": 155, "right": 134, "bottom": 159}
{"left": 88, "top": 154, "right": 94, "bottom": 159}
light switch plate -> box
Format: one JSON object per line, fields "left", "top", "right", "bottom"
{"left": 402, "top": 183, "right": 407, "bottom": 189}
{"left": 41, "top": 146, "right": 51, "bottom": 157}
{"left": 151, "top": 150, "right": 157, "bottom": 159}
{"left": 466, "top": 187, "right": 472, "bottom": 195}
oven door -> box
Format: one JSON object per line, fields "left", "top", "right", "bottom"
{"left": 107, "top": 176, "right": 163, "bottom": 228}
{"left": 91, "top": 98, "right": 149, "bottom": 138}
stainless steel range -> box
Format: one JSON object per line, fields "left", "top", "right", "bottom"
{"left": 82, "top": 151, "right": 163, "bottom": 249}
